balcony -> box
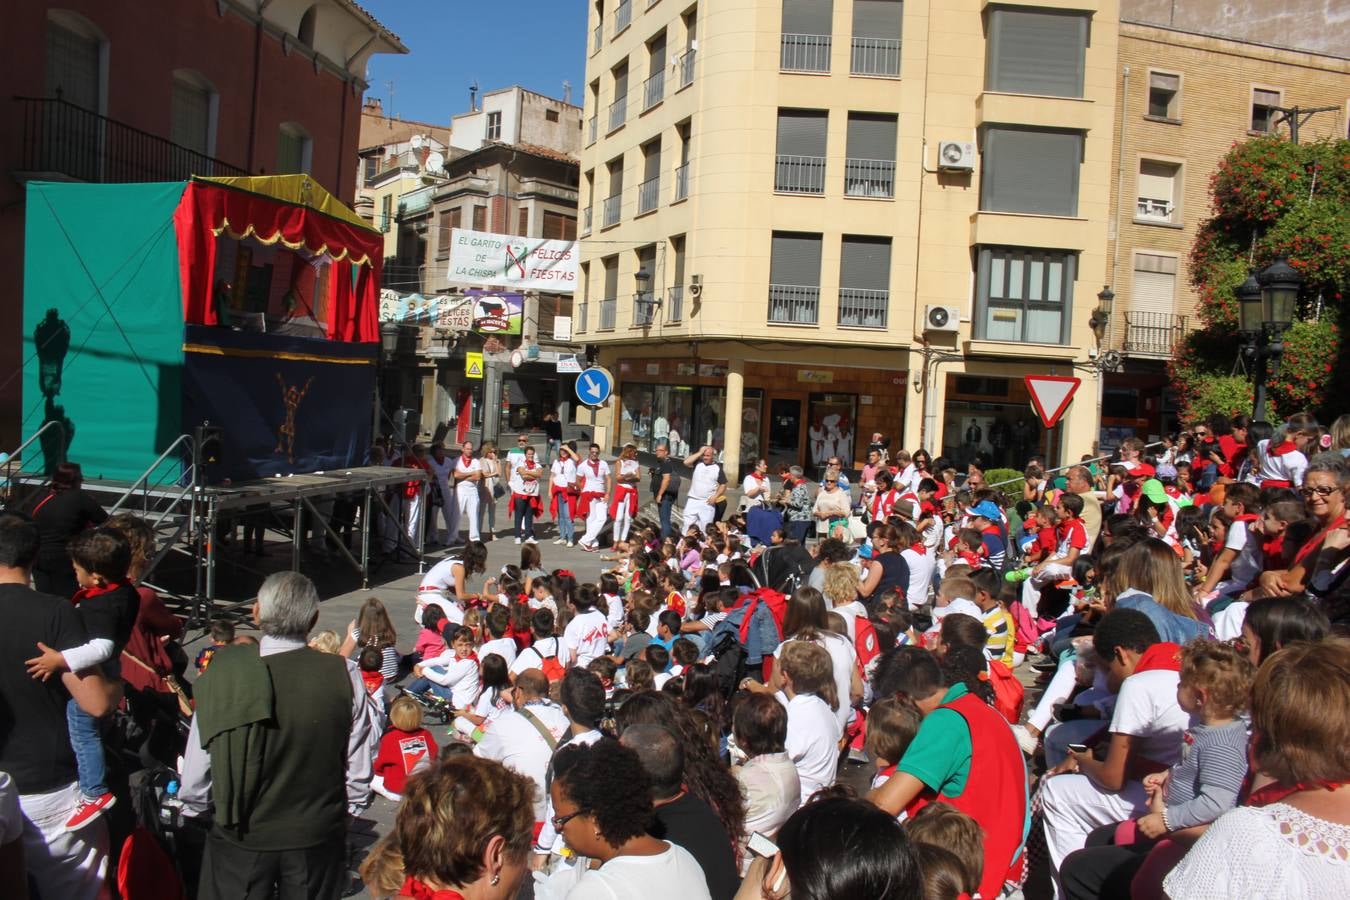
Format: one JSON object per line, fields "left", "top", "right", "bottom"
{"left": 667, "top": 285, "right": 684, "bottom": 322}
{"left": 838, "top": 288, "right": 889, "bottom": 329}
{"left": 781, "top": 34, "right": 831, "bottom": 72}
{"left": 1123, "top": 311, "right": 1188, "bottom": 357}
{"left": 1136, "top": 196, "right": 1176, "bottom": 224}
{"left": 678, "top": 49, "right": 696, "bottom": 88}
{"left": 638, "top": 176, "right": 660, "bottom": 214}
{"left": 599, "top": 297, "right": 617, "bottom": 330}
{"left": 634, "top": 292, "right": 658, "bottom": 326}
{"left": 844, "top": 158, "right": 895, "bottom": 198}
{"left": 593, "top": 23, "right": 602, "bottom": 54}
{"left": 603, "top": 193, "right": 622, "bottom": 227}
{"left": 581, "top": 206, "right": 593, "bottom": 236}
{"left": 15, "top": 95, "right": 247, "bottom": 184}
{"left": 851, "top": 37, "right": 901, "bottom": 77}
{"left": 608, "top": 95, "right": 627, "bottom": 132}
{"left": 588, "top": 115, "right": 597, "bottom": 145}
{"left": 768, "top": 284, "right": 820, "bottom": 324}
{"left": 643, "top": 70, "right": 665, "bottom": 110}
{"left": 397, "top": 185, "right": 435, "bottom": 217}
{"left": 674, "top": 162, "right": 689, "bottom": 201}
{"left": 614, "top": 0, "right": 632, "bottom": 36}
{"left": 775, "top": 155, "right": 826, "bottom": 194}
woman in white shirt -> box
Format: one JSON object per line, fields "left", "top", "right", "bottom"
{"left": 777, "top": 640, "right": 842, "bottom": 805}
{"left": 610, "top": 443, "right": 642, "bottom": 544}
{"left": 550, "top": 740, "right": 712, "bottom": 900}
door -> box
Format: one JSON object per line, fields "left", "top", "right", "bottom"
{"left": 768, "top": 397, "right": 803, "bottom": 467}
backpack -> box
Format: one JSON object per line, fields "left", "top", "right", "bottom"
{"left": 853, "top": 615, "right": 881, "bottom": 669}
{"left": 535, "top": 637, "right": 566, "bottom": 683}
{"left": 709, "top": 587, "right": 789, "bottom": 665}
{"left": 988, "top": 659, "right": 1025, "bottom": 725}
{"left": 708, "top": 628, "right": 748, "bottom": 699}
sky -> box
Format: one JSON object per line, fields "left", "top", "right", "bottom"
{"left": 360, "top": 1, "right": 589, "bottom": 124}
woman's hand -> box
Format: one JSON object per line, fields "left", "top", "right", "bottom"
{"left": 1136, "top": 811, "right": 1168, "bottom": 840}
{"left": 346, "top": 619, "right": 357, "bottom": 639}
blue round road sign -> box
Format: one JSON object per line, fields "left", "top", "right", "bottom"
{"left": 575, "top": 366, "right": 614, "bottom": 407}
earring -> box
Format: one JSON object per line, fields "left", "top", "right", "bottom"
{"left": 491, "top": 874, "right": 500, "bottom": 886}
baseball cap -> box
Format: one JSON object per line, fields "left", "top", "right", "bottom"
{"left": 969, "top": 500, "right": 1002, "bottom": 521}
{"left": 1140, "top": 479, "right": 1168, "bottom": 504}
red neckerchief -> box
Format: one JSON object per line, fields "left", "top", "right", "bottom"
{"left": 361, "top": 670, "right": 383, "bottom": 694}
{"left": 72, "top": 580, "right": 129, "bottom": 606}
{"left": 1234, "top": 513, "right": 1260, "bottom": 523}
{"left": 1267, "top": 440, "right": 1297, "bottom": 457}
{"left": 1294, "top": 515, "right": 1347, "bottom": 567}
{"left": 750, "top": 472, "right": 766, "bottom": 482}
{"left": 1247, "top": 780, "right": 1346, "bottom": 808}
{"left": 589, "top": 458, "right": 601, "bottom": 476}
{"left": 1261, "top": 532, "right": 1285, "bottom": 565}
{"left": 399, "top": 876, "right": 465, "bottom": 900}
{"left": 458, "top": 454, "right": 473, "bottom": 468}
{"left": 908, "top": 543, "right": 927, "bottom": 556}
{"left": 1133, "top": 642, "right": 1182, "bottom": 674}
{"left": 980, "top": 524, "right": 1001, "bottom": 537}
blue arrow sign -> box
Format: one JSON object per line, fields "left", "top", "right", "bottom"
{"left": 575, "top": 366, "right": 614, "bottom": 407}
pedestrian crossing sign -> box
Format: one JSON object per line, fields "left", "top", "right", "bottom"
{"left": 466, "top": 351, "right": 484, "bottom": 379}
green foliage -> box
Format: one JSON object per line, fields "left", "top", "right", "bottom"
{"left": 1269, "top": 318, "right": 1341, "bottom": 416}
{"left": 1178, "top": 375, "right": 1254, "bottom": 424}
{"left": 983, "top": 468, "right": 1025, "bottom": 506}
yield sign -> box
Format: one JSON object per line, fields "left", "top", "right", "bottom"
{"left": 1023, "top": 375, "right": 1081, "bottom": 428}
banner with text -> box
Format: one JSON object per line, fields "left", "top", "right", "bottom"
{"left": 448, "top": 228, "right": 578, "bottom": 293}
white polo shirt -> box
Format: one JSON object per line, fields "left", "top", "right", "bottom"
{"left": 783, "top": 692, "right": 842, "bottom": 804}
{"left": 578, "top": 458, "right": 610, "bottom": 493}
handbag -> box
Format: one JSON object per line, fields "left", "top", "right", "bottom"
{"left": 122, "top": 650, "right": 194, "bottom": 718}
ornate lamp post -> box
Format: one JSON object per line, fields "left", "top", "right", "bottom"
{"left": 1249, "top": 256, "right": 1302, "bottom": 422}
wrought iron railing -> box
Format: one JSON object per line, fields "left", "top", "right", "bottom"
{"left": 16, "top": 95, "right": 247, "bottom": 183}
{"left": 609, "top": 94, "right": 627, "bottom": 131}
{"left": 576, "top": 300, "right": 588, "bottom": 332}
{"left": 838, "top": 288, "right": 889, "bottom": 328}
{"left": 679, "top": 49, "right": 696, "bottom": 88}
{"left": 599, "top": 297, "right": 617, "bottom": 330}
{"left": 588, "top": 115, "right": 597, "bottom": 145}
{"left": 674, "top": 162, "right": 690, "bottom": 201}
{"left": 850, "top": 37, "right": 901, "bottom": 77}
{"left": 603, "top": 193, "right": 622, "bottom": 227}
{"left": 634, "top": 291, "right": 658, "bottom": 326}
{"left": 593, "top": 23, "right": 603, "bottom": 53}
{"left": 844, "top": 158, "right": 895, "bottom": 198}
{"left": 1123, "top": 311, "right": 1188, "bottom": 356}
{"left": 581, "top": 206, "right": 593, "bottom": 236}
{"left": 781, "top": 34, "right": 832, "bottom": 72}
{"left": 775, "top": 154, "right": 826, "bottom": 194}
{"left": 615, "top": 0, "right": 632, "bottom": 35}
{"left": 638, "top": 175, "right": 660, "bottom": 213}
{"left": 644, "top": 70, "right": 665, "bottom": 110}
{"left": 667, "top": 285, "right": 684, "bottom": 322}
{"left": 768, "top": 284, "right": 820, "bottom": 324}
{"left": 1136, "top": 197, "right": 1174, "bottom": 222}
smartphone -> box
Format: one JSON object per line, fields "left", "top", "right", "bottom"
{"left": 1067, "top": 743, "right": 1089, "bottom": 754}
{"left": 747, "top": 831, "right": 779, "bottom": 858}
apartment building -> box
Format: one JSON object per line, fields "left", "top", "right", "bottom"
{"left": 577, "top": 0, "right": 1119, "bottom": 474}
{"left": 1100, "top": 7, "right": 1350, "bottom": 442}
{"left": 354, "top": 97, "right": 452, "bottom": 264}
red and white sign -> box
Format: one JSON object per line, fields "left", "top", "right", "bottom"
{"left": 1024, "top": 375, "right": 1081, "bottom": 428}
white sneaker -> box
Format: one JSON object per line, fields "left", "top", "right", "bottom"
{"left": 514, "top": 537, "right": 522, "bottom": 545}
{"left": 553, "top": 538, "right": 565, "bottom": 545}
{"left": 567, "top": 541, "right": 576, "bottom": 548}
{"left": 1010, "top": 723, "right": 1039, "bottom": 756}
{"left": 525, "top": 537, "right": 538, "bottom": 544}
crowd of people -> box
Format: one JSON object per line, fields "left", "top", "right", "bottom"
{"left": 0, "top": 410, "right": 1348, "bottom": 899}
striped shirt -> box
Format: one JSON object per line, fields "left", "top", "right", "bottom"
{"left": 1165, "top": 719, "right": 1250, "bottom": 830}
{"left": 980, "top": 605, "right": 1015, "bottom": 668}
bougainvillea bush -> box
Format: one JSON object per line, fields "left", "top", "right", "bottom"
{"left": 1171, "top": 135, "right": 1349, "bottom": 423}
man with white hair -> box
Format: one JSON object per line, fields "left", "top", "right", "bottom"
{"left": 180, "top": 572, "right": 373, "bottom": 900}
{"left": 682, "top": 445, "right": 726, "bottom": 532}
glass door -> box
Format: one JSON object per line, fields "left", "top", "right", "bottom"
{"left": 768, "top": 397, "right": 803, "bottom": 467}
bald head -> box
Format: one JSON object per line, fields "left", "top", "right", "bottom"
{"left": 619, "top": 723, "right": 684, "bottom": 800}
{"left": 514, "top": 669, "right": 549, "bottom": 701}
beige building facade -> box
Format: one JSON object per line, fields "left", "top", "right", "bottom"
{"left": 1100, "top": 18, "right": 1350, "bottom": 441}
{"left": 577, "top": 0, "right": 1121, "bottom": 476}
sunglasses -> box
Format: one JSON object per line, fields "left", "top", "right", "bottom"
{"left": 551, "top": 809, "right": 588, "bottom": 831}
{"left": 825, "top": 480, "right": 838, "bottom": 485}
{"left": 1300, "top": 485, "right": 1337, "bottom": 498}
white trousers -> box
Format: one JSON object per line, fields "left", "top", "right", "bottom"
{"left": 683, "top": 496, "right": 715, "bottom": 533}
{"left": 581, "top": 502, "right": 608, "bottom": 547}
{"left": 1041, "top": 774, "right": 1149, "bottom": 893}
{"left": 613, "top": 492, "right": 635, "bottom": 542}
{"left": 405, "top": 491, "right": 423, "bottom": 546}
{"left": 19, "top": 782, "right": 110, "bottom": 900}
{"left": 458, "top": 488, "right": 481, "bottom": 542}
{"left": 1027, "top": 657, "right": 1080, "bottom": 732}
{"left": 1022, "top": 563, "right": 1073, "bottom": 618}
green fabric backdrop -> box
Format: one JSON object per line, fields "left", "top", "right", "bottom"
{"left": 23, "top": 181, "right": 187, "bottom": 481}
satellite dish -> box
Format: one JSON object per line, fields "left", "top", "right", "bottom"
{"left": 426, "top": 151, "right": 445, "bottom": 173}
{"left": 410, "top": 134, "right": 424, "bottom": 149}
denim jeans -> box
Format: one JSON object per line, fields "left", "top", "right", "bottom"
{"left": 66, "top": 698, "right": 107, "bottom": 798}
{"left": 545, "top": 439, "right": 560, "bottom": 468}
{"left": 786, "top": 519, "right": 812, "bottom": 543}
{"left": 658, "top": 496, "right": 675, "bottom": 539}
{"left": 555, "top": 501, "right": 576, "bottom": 542}
{"left": 514, "top": 497, "right": 536, "bottom": 539}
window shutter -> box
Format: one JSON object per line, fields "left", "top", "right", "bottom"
{"left": 981, "top": 127, "right": 1082, "bottom": 217}
{"left": 472, "top": 205, "right": 487, "bottom": 231}
{"left": 846, "top": 113, "right": 896, "bottom": 160}
{"left": 171, "top": 80, "right": 210, "bottom": 154}
{"left": 1131, "top": 256, "right": 1176, "bottom": 317}
{"left": 649, "top": 33, "right": 667, "bottom": 70}
{"left": 1149, "top": 72, "right": 1179, "bottom": 92}
{"left": 45, "top": 23, "right": 100, "bottom": 111}
{"left": 638, "top": 246, "right": 657, "bottom": 277}
{"left": 608, "top": 159, "right": 624, "bottom": 196}
{"left": 604, "top": 258, "right": 619, "bottom": 299}
{"left": 770, "top": 232, "right": 823, "bottom": 287}
{"left": 518, "top": 207, "right": 529, "bottom": 236}
{"left": 776, "top": 109, "right": 828, "bottom": 157}
{"left": 644, "top": 140, "right": 662, "bottom": 181}
{"left": 672, "top": 237, "right": 686, "bottom": 284}
{"left": 782, "top": 0, "right": 834, "bottom": 34}
{"left": 840, "top": 236, "right": 891, "bottom": 290}
{"left": 613, "top": 63, "right": 629, "bottom": 99}
{"left": 1137, "top": 161, "right": 1175, "bottom": 202}
{"left": 852, "top": 0, "right": 903, "bottom": 40}
{"left": 986, "top": 9, "right": 1087, "bottom": 98}
{"left": 1253, "top": 89, "right": 1280, "bottom": 107}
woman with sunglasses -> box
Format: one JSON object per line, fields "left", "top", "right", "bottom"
{"left": 1256, "top": 456, "right": 1347, "bottom": 598}
{"left": 548, "top": 739, "right": 712, "bottom": 900}
{"left": 812, "top": 469, "right": 851, "bottom": 540}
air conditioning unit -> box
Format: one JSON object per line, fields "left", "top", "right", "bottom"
{"left": 924, "top": 305, "right": 961, "bottom": 333}
{"left": 937, "top": 140, "right": 976, "bottom": 172}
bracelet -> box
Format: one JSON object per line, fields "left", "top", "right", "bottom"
{"left": 1160, "top": 806, "right": 1173, "bottom": 832}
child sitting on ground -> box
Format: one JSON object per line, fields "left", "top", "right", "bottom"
{"left": 413, "top": 606, "right": 448, "bottom": 663}
{"left": 26, "top": 527, "right": 142, "bottom": 829}
{"left": 454, "top": 652, "right": 511, "bottom": 740}
{"left": 923, "top": 575, "right": 983, "bottom": 646}
{"left": 372, "top": 695, "right": 438, "bottom": 801}
{"left": 195, "top": 618, "right": 236, "bottom": 672}
{"left": 359, "top": 646, "right": 387, "bottom": 713}
{"left": 906, "top": 804, "right": 986, "bottom": 899}
{"left": 866, "top": 694, "right": 924, "bottom": 817}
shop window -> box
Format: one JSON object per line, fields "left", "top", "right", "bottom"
{"left": 807, "top": 393, "right": 858, "bottom": 469}
{"left": 619, "top": 383, "right": 694, "bottom": 453}
{"left": 980, "top": 126, "right": 1082, "bottom": 217}
{"left": 985, "top": 7, "right": 1088, "bottom": 99}
{"left": 942, "top": 375, "right": 1052, "bottom": 471}
{"left": 974, "top": 246, "right": 1076, "bottom": 345}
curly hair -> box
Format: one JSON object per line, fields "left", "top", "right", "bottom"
{"left": 359, "top": 756, "right": 533, "bottom": 895}
{"left": 939, "top": 644, "right": 996, "bottom": 707}
{"left": 616, "top": 690, "right": 746, "bottom": 845}
{"left": 552, "top": 739, "right": 654, "bottom": 846}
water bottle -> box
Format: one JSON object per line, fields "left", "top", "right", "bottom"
{"left": 160, "top": 778, "right": 183, "bottom": 828}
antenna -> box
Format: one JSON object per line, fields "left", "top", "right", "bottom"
{"left": 469, "top": 79, "right": 480, "bottom": 112}
{"left": 562, "top": 80, "right": 573, "bottom": 104}
{"left": 384, "top": 80, "right": 395, "bottom": 121}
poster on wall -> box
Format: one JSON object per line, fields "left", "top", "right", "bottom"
{"left": 448, "top": 228, "right": 577, "bottom": 292}
{"left": 466, "top": 289, "right": 523, "bottom": 335}
{"left": 807, "top": 393, "right": 857, "bottom": 467}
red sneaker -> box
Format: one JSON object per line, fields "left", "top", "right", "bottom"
{"left": 65, "top": 792, "right": 115, "bottom": 831}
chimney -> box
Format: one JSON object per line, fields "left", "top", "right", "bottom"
{"left": 363, "top": 97, "right": 383, "bottom": 113}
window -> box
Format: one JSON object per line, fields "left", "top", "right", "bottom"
{"left": 601, "top": 256, "right": 619, "bottom": 330}
{"left": 298, "top": 5, "right": 318, "bottom": 45}
{"left": 845, "top": 113, "right": 897, "bottom": 198}
{"left": 472, "top": 205, "right": 487, "bottom": 231}
{"left": 975, "top": 246, "right": 1076, "bottom": 344}
{"left": 645, "top": 31, "right": 667, "bottom": 110}
{"left": 635, "top": 245, "right": 658, "bottom": 325}
{"left": 518, "top": 207, "right": 529, "bottom": 236}
{"left": 1148, "top": 71, "right": 1180, "bottom": 119}
{"left": 45, "top": 16, "right": 102, "bottom": 112}
{"left": 851, "top": 0, "right": 902, "bottom": 77}
{"left": 781, "top": 0, "right": 833, "bottom": 72}
{"left": 980, "top": 126, "right": 1083, "bottom": 217}
{"left": 669, "top": 235, "right": 686, "bottom": 322}
{"left": 768, "top": 232, "right": 822, "bottom": 324}
{"left": 546, "top": 108, "right": 560, "bottom": 122}
{"left": 1127, "top": 254, "right": 1179, "bottom": 354}
{"left": 839, "top": 236, "right": 891, "bottom": 328}
{"left": 542, "top": 210, "right": 577, "bottom": 240}
{"left": 605, "top": 156, "right": 624, "bottom": 226}
{"left": 1136, "top": 160, "right": 1181, "bottom": 224}
{"left": 170, "top": 74, "right": 213, "bottom": 156}
{"left": 985, "top": 8, "right": 1088, "bottom": 98}
{"left": 380, "top": 195, "right": 394, "bottom": 233}
{"left": 486, "top": 110, "right": 502, "bottom": 141}
{"left": 578, "top": 261, "right": 590, "bottom": 332}
{"left": 775, "top": 109, "right": 827, "bottom": 194}
{"left": 439, "top": 207, "right": 461, "bottom": 251}
{"left": 276, "top": 122, "right": 312, "bottom": 174}
{"left": 610, "top": 60, "right": 629, "bottom": 131}
{"left": 364, "top": 155, "right": 380, "bottom": 185}
{"left": 1251, "top": 88, "right": 1281, "bottom": 133}
{"left": 675, "top": 120, "right": 692, "bottom": 201}
{"left": 639, "top": 138, "right": 661, "bottom": 213}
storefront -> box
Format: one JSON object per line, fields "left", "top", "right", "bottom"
{"left": 940, "top": 374, "right": 1060, "bottom": 470}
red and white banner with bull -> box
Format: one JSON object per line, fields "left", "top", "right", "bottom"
{"left": 466, "top": 288, "right": 523, "bottom": 335}
{"left": 448, "top": 227, "right": 578, "bottom": 293}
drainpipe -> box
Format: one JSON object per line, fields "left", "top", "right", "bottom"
{"left": 248, "top": 1, "right": 277, "bottom": 172}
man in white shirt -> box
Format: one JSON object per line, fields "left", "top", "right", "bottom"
{"left": 504, "top": 434, "right": 529, "bottom": 485}
{"left": 576, "top": 444, "right": 612, "bottom": 551}
{"left": 453, "top": 441, "right": 484, "bottom": 542}
{"left": 425, "top": 443, "right": 458, "bottom": 545}
{"left": 784, "top": 691, "right": 841, "bottom": 805}
{"left": 508, "top": 446, "right": 544, "bottom": 544}
{"left": 474, "top": 669, "right": 569, "bottom": 824}
{"left": 682, "top": 445, "right": 726, "bottom": 533}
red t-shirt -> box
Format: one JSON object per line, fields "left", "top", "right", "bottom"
{"left": 374, "top": 727, "right": 439, "bottom": 794}
{"left": 1058, "top": 518, "right": 1088, "bottom": 554}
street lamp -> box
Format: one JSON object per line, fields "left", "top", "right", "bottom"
{"left": 634, "top": 266, "right": 657, "bottom": 324}
{"left": 1249, "top": 255, "right": 1303, "bottom": 422}
{"left": 380, "top": 321, "right": 402, "bottom": 361}
{"left": 1088, "top": 285, "right": 1114, "bottom": 340}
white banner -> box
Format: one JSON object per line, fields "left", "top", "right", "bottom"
{"left": 447, "top": 228, "right": 578, "bottom": 293}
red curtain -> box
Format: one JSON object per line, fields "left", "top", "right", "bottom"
{"left": 173, "top": 181, "right": 381, "bottom": 342}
